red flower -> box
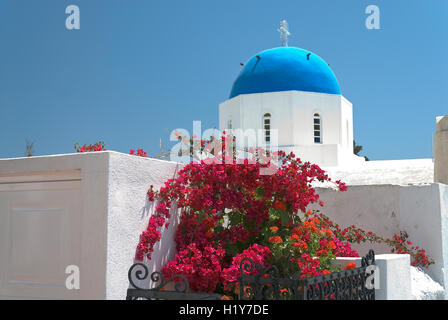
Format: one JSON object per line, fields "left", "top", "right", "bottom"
{"left": 273, "top": 200, "right": 286, "bottom": 211}
{"left": 344, "top": 262, "right": 356, "bottom": 270}
{"left": 203, "top": 217, "right": 216, "bottom": 229}
{"left": 269, "top": 236, "right": 283, "bottom": 244}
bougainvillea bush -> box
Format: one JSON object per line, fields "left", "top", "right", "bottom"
{"left": 135, "top": 140, "right": 434, "bottom": 298}
{"left": 74, "top": 141, "right": 148, "bottom": 157}
{"left": 74, "top": 141, "right": 106, "bottom": 152}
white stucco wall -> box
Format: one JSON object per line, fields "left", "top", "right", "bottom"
{"left": 0, "top": 151, "right": 182, "bottom": 299}
{"left": 310, "top": 167, "right": 448, "bottom": 298}
{"left": 375, "top": 254, "right": 412, "bottom": 300}
{"left": 322, "top": 158, "right": 434, "bottom": 185}
{"left": 105, "top": 152, "right": 183, "bottom": 299}
{"left": 341, "top": 96, "right": 354, "bottom": 151}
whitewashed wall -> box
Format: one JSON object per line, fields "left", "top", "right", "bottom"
{"left": 0, "top": 151, "right": 182, "bottom": 299}
{"left": 1, "top": 151, "right": 445, "bottom": 300}
{"left": 310, "top": 182, "right": 448, "bottom": 298}
{"left": 105, "top": 152, "right": 183, "bottom": 299}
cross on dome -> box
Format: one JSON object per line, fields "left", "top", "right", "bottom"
{"left": 278, "top": 20, "right": 290, "bottom": 47}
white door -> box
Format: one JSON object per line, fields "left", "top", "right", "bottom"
{"left": 0, "top": 172, "right": 82, "bottom": 299}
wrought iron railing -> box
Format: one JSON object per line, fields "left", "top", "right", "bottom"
{"left": 126, "top": 263, "right": 222, "bottom": 300}
{"left": 239, "top": 250, "right": 376, "bottom": 300}
{"left": 303, "top": 250, "right": 376, "bottom": 300}
{"left": 126, "top": 250, "right": 375, "bottom": 300}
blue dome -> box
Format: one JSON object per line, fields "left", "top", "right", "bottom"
{"left": 229, "top": 47, "right": 341, "bottom": 99}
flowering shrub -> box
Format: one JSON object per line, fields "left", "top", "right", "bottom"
{"left": 162, "top": 243, "right": 225, "bottom": 293}
{"left": 74, "top": 142, "right": 148, "bottom": 158}
{"left": 388, "top": 231, "right": 433, "bottom": 267}
{"left": 129, "top": 148, "right": 148, "bottom": 157}
{"left": 135, "top": 135, "right": 433, "bottom": 296}
{"left": 136, "top": 147, "right": 356, "bottom": 296}
{"left": 74, "top": 141, "right": 106, "bottom": 152}
{"left": 306, "top": 211, "right": 434, "bottom": 268}
{"left": 221, "top": 244, "right": 271, "bottom": 292}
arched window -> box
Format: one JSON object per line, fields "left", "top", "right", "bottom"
{"left": 263, "top": 113, "right": 271, "bottom": 144}
{"left": 313, "top": 113, "right": 322, "bottom": 144}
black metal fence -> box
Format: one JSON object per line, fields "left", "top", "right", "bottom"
{"left": 126, "top": 263, "right": 222, "bottom": 300}
{"left": 126, "top": 250, "right": 375, "bottom": 300}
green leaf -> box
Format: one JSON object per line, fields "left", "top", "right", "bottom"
{"left": 229, "top": 212, "right": 242, "bottom": 226}
{"left": 279, "top": 210, "right": 290, "bottom": 226}
{"left": 254, "top": 187, "right": 265, "bottom": 200}
{"left": 269, "top": 208, "right": 280, "bottom": 219}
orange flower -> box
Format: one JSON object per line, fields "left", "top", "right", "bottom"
{"left": 322, "top": 269, "right": 330, "bottom": 274}
{"left": 310, "top": 217, "right": 320, "bottom": 224}
{"left": 322, "top": 228, "right": 333, "bottom": 237}
{"left": 290, "top": 234, "right": 300, "bottom": 241}
{"left": 344, "top": 262, "right": 356, "bottom": 270}
{"left": 273, "top": 200, "right": 286, "bottom": 211}
{"left": 291, "top": 227, "right": 301, "bottom": 235}
{"left": 317, "top": 249, "right": 328, "bottom": 256}
{"left": 268, "top": 236, "right": 283, "bottom": 244}
{"left": 328, "top": 241, "right": 336, "bottom": 250}
{"left": 269, "top": 226, "right": 279, "bottom": 232}
{"left": 292, "top": 241, "right": 308, "bottom": 251}
{"left": 221, "top": 295, "right": 233, "bottom": 300}
{"left": 306, "top": 222, "right": 317, "bottom": 233}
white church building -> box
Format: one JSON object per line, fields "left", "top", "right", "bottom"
{"left": 219, "top": 45, "right": 364, "bottom": 167}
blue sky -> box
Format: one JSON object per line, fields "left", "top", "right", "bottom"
{"left": 0, "top": 0, "right": 447, "bottom": 160}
